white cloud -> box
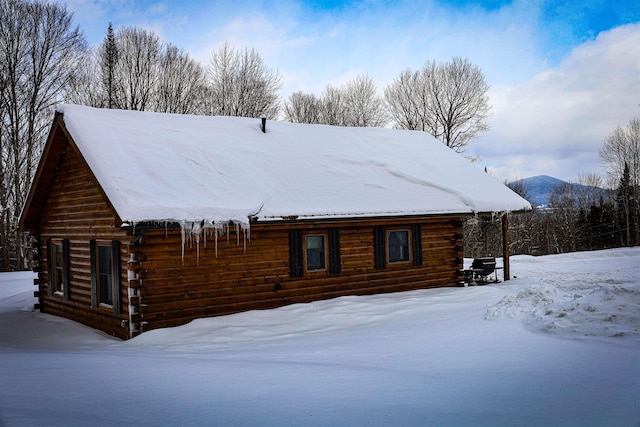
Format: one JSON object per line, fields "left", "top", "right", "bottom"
{"left": 146, "top": 2, "right": 167, "bottom": 16}
{"left": 470, "top": 23, "right": 640, "bottom": 182}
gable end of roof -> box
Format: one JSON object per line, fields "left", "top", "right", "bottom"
{"left": 19, "top": 112, "right": 121, "bottom": 232}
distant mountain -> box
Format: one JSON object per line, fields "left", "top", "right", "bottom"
{"left": 507, "top": 175, "right": 608, "bottom": 208}
{"left": 508, "top": 175, "right": 565, "bottom": 207}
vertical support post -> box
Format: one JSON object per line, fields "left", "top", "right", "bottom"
{"left": 502, "top": 212, "right": 510, "bottom": 281}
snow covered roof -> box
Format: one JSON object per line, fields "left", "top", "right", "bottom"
{"left": 54, "top": 104, "right": 530, "bottom": 228}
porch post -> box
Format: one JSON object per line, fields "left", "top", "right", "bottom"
{"left": 502, "top": 212, "right": 510, "bottom": 281}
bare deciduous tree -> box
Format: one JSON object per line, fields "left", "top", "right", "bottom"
{"left": 0, "top": 0, "right": 85, "bottom": 269}
{"left": 206, "top": 42, "right": 282, "bottom": 118}
{"left": 342, "top": 75, "right": 387, "bottom": 127}
{"left": 385, "top": 57, "right": 490, "bottom": 152}
{"left": 65, "top": 51, "right": 104, "bottom": 107}
{"left": 283, "top": 91, "right": 322, "bottom": 124}
{"left": 319, "top": 85, "right": 347, "bottom": 126}
{"left": 286, "top": 75, "right": 387, "bottom": 128}
{"left": 112, "top": 27, "right": 161, "bottom": 111}
{"left": 384, "top": 68, "right": 437, "bottom": 133}
{"left": 576, "top": 172, "right": 606, "bottom": 208}
{"left": 547, "top": 182, "right": 582, "bottom": 253}
{"left": 154, "top": 44, "right": 206, "bottom": 115}
{"left": 601, "top": 117, "right": 640, "bottom": 190}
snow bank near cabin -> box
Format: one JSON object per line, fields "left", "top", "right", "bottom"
{"left": 485, "top": 248, "right": 640, "bottom": 344}
{"left": 486, "top": 281, "right": 640, "bottom": 341}
{"left": 55, "top": 104, "right": 530, "bottom": 230}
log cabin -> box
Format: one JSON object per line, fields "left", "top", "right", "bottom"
{"left": 20, "top": 104, "right": 531, "bottom": 339}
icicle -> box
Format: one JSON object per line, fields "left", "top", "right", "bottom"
{"left": 243, "top": 227, "right": 247, "bottom": 254}
{"left": 176, "top": 217, "right": 252, "bottom": 263}
{"left": 192, "top": 221, "right": 202, "bottom": 267}
{"left": 180, "top": 221, "right": 187, "bottom": 265}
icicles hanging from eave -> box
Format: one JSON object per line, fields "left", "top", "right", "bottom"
{"left": 179, "top": 219, "right": 251, "bottom": 266}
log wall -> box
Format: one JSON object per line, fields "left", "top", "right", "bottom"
{"left": 132, "top": 216, "right": 464, "bottom": 333}
{"left": 34, "top": 138, "right": 130, "bottom": 339}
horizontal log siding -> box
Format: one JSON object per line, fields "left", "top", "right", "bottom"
{"left": 135, "top": 216, "right": 463, "bottom": 332}
{"left": 36, "top": 142, "right": 130, "bottom": 339}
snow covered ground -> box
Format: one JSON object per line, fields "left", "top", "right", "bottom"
{"left": 1, "top": 248, "right": 639, "bottom": 426}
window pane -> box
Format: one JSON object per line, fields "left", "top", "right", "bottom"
{"left": 306, "top": 235, "right": 326, "bottom": 271}
{"left": 52, "top": 243, "right": 64, "bottom": 293}
{"left": 388, "top": 231, "right": 408, "bottom": 245}
{"left": 98, "top": 246, "right": 113, "bottom": 305}
{"left": 306, "top": 235, "right": 324, "bottom": 250}
{"left": 54, "top": 244, "right": 63, "bottom": 268}
{"left": 307, "top": 251, "right": 325, "bottom": 270}
{"left": 388, "top": 230, "right": 410, "bottom": 263}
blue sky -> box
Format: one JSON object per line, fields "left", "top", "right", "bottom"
{"left": 64, "top": 0, "right": 640, "bottom": 183}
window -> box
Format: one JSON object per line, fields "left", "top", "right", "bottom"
{"left": 387, "top": 230, "right": 410, "bottom": 263}
{"left": 98, "top": 245, "right": 113, "bottom": 306}
{"left": 47, "top": 239, "right": 69, "bottom": 300}
{"left": 51, "top": 242, "right": 64, "bottom": 294}
{"left": 290, "top": 229, "right": 340, "bottom": 277}
{"left": 305, "top": 234, "right": 327, "bottom": 271}
{"left": 374, "top": 225, "right": 422, "bottom": 269}
{"left": 90, "top": 240, "right": 121, "bottom": 313}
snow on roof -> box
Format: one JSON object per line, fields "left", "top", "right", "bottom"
{"left": 57, "top": 104, "right": 530, "bottom": 228}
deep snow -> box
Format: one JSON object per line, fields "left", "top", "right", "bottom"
{"left": 1, "top": 248, "right": 639, "bottom": 426}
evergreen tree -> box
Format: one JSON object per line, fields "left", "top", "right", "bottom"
{"left": 100, "top": 23, "right": 118, "bottom": 108}
{"left": 615, "top": 162, "right": 634, "bottom": 246}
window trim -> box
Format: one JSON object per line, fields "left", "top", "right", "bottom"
{"left": 90, "top": 240, "right": 121, "bottom": 314}
{"left": 387, "top": 229, "right": 411, "bottom": 264}
{"left": 97, "top": 243, "right": 114, "bottom": 307}
{"left": 47, "top": 238, "right": 70, "bottom": 300}
{"left": 51, "top": 241, "right": 64, "bottom": 295}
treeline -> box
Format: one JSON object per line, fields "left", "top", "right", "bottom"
{"left": 465, "top": 136, "right": 640, "bottom": 258}
{"left": 68, "top": 27, "right": 490, "bottom": 153}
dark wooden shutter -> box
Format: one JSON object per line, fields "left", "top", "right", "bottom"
{"left": 111, "top": 240, "right": 121, "bottom": 314}
{"left": 89, "top": 240, "right": 97, "bottom": 308}
{"left": 46, "top": 239, "right": 53, "bottom": 296}
{"left": 289, "top": 231, "right": 303, "bottom": 278}
{"left": 328, "top": 229, "right": 341, "bottom": 274}
{"left": 374, "top": 226, "right": 386, "bottom": 269}
{"left": 62, "top": 239, "right": 70, "bottom": 300}
{"left": 412, "top": 224, "right": 423, "bottom": 266}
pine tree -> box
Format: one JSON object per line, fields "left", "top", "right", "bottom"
{"left": 100, "top": 23, "right": 118, "bottom": 108}
{"left": 616, "top": 162, "right": 632, "bottom": 246}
